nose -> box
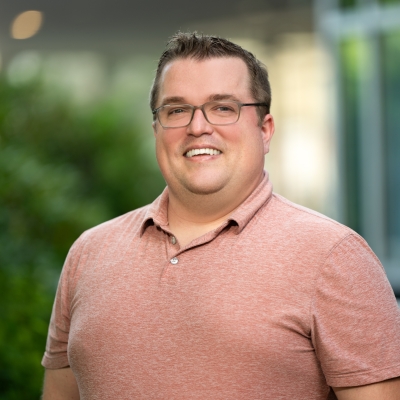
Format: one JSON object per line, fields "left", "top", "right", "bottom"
{"left": 186, "top": 108, "right": 213, "bottom": 136}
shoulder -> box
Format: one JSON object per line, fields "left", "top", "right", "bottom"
{"left": 69, "top": 204, "right": 151, "bottom": 257}
{"left": 84, "top": 204, "right": 149, "bottom": 238}
{"left": 59, "top": 204, "right": 153, "bottom": 284}
{"left": 270, "top": 193, "right": 348, "bottom": 230}
{"left": 252, "top": 192, "right": 375, "bottom": 266}
{"left": 267, "top": 192, "right": 355, "bottom": 241}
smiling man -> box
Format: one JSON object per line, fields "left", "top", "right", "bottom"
{"left": 153, "top": 56, "right": 273, "bottom": 248}
{"left": 42, "top": 32, "right": 400, "bottom": 400}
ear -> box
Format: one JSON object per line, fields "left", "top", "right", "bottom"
{"left": 152, "top": 121, "right": 158, "bottom": 136}
{"left": 260, "top": 114, "right": 275, "bottom": 155}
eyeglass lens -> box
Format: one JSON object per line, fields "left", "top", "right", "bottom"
{"left": 157, "top": 101, "right": 240, "bottom": 128}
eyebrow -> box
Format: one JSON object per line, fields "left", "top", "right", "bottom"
{"left": 207, "top": 94, "right": 240, "bottom": 102}
{"left": 160, "top": 96, "right": 186, "bottom": 106}
{"left": 159, "top": 94, "right": 241, "bottom": 108}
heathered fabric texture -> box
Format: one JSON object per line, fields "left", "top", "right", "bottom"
{"left": 42, "top": 173, "right": 400, "bottom": 400}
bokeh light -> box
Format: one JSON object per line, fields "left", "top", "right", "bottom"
{"left": 11, "top": 10, "right": 43, "bottom": 40}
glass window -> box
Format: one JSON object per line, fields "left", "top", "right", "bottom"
{"left": 382, "top": 30, "right": 400, "bottom": 258}
{"left": 339, "top": 0, "right": 356, "bottom": 9}
{"left": 339, "top": 38, "right": 364, "bottom": 234}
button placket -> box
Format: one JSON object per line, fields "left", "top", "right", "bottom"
{"left": 160, "top": 232, "right": 181, "bottom": 285}
{"left": 159, "top": 232, "right": 178, "bottom": 284}
{"left": 161, "top": 256, "right": 180, "bottom": 285}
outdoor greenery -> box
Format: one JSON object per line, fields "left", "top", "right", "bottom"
{"left": 0, "top": 75, "right": 165, "bottom": 399}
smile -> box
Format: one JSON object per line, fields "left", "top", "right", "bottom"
{"left": 185, "top": 148, "right": 222, "bottom": 158}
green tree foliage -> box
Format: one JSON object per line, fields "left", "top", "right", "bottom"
{"left": 0, "top": 76, "right": 165, "bottom": 399}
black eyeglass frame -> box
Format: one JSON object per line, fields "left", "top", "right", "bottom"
{"left": 152, "top": 101, "right": 269, "bottom": 128}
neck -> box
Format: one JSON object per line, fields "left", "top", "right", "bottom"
{"left": 167, "top": 174, "right": 264, "bottom": 247}
{"left": 167, "top": 192, "right": 235, "bottom": 248}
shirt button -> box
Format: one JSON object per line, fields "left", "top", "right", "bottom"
{"left": 170, "top": 257, "right": 178, "bottom": 265}
{"left": 171, "top": 236, "right": 177, "bottom": 245}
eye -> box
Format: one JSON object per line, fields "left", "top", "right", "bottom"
{"left": 169, "top": 108, "right": 184, "bottom": 115}
{"left": 211, "top": 103, "right": 236, "bottom": 113}
{"left": 217, "top": 105, "right": 234, "bottom": 111}
{"left": 166, "top": 105, "right": 191, "bottom": 116}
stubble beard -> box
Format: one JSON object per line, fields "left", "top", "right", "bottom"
{"left": 173, "top": 168, "right": 231, "bottom": 197}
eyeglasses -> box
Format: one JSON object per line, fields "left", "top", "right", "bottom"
{"left": 152, "top": 100, "right": 268, "bottom": 128}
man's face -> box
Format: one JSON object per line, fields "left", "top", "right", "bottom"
{"left": 153, "top": 57, "right": 274, "bottom": 201}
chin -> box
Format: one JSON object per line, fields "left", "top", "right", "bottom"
{"left": 185, "top": 184, "right": 225, "bottom": 196}
{"left": 182, "top": 178, "right": 228, "bottom": 196}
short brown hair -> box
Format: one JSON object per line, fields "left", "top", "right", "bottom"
{"left": 150, "top": 31, "right": 271, "bottom": 121}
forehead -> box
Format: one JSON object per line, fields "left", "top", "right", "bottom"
{"left": 157, "top": 57, "right": 251, "bottom": 104}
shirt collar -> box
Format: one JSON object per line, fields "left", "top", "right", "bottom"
{"left": 140, "top": 171, "right": 273, "bottom": 236}
{"left": 140, "top": 187, "right": 169, "bottom": 236}
{"left": 227, "top": 171, "right": 273, "bottom": 233}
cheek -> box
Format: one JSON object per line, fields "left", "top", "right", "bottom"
{"left": 241, "top": 133, "right": 266, "bottom": 166}
{"left": 154, "top": 136, "right": 167, "bottom": 168}
{"left": 158, "top": 128, "right": 187, "bottom": 157}
{"left": 155, "top": 142, "right": 171, "bottom": 182}
{"left": 240, "top": 127, "right": 264, "bottom": 149}
{"left": 155, "top": 134, "right": 179, "bottom": 168}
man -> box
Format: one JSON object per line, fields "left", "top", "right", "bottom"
{"left": 42, "top": 32, "right": 400, "bottom": 399}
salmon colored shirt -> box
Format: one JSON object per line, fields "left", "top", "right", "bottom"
{"left": 42, "top": 173, "right": 400, "bottom": 399}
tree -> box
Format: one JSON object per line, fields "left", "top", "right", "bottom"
{"left": 0, "top": 76, "right": 165, "bottom": 399}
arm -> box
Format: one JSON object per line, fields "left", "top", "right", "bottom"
{"left": 42, "top": 367, "right": 80, "bottom": 400}
{"left": 333, "top": 377, "right": 400, "bottom": 400}
{"left": 312, "top": 235, "right": 400, "bottom": 394}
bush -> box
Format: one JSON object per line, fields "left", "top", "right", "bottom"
{"left": 0, "top": 76, "right": 165, "bottom": 398}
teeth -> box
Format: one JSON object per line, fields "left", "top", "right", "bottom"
{"left": 185, "top": 148, "right": 221, "bottom": 158}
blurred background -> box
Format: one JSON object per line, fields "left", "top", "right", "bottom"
{"left": 0, "top": 0, "right": 399, "bottom": 397}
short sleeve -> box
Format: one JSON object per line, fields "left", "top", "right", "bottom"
{"left": 311, "top": 233, "right": 400, "bottom": 387}
{"left": 41, "top": 239, "right": 83, "bottom": 369}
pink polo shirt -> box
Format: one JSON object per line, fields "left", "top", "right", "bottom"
{"left": 42, "top": 173, "right": 400, "bottom": 399}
